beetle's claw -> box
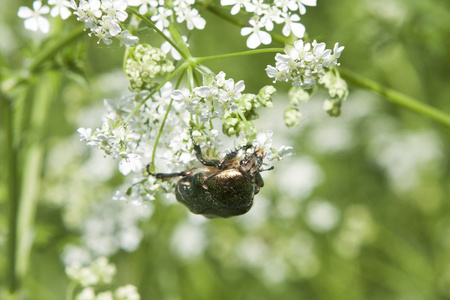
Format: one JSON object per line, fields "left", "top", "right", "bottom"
{"left": 260, "top": 166, "right": 274, "bottom": 172}
{"left": 146, "top": 163, "right": 156, "bottom": 177}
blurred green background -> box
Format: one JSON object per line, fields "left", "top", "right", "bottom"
{"left": 1, "top": 0, "right": 450, "bottom": 299}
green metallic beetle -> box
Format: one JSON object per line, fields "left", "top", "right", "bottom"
{"left": 147, "top": 139, "right": 273, "bottom": 219}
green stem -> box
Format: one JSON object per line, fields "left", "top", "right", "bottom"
{"left": 195, "top": 48, "right": 283, "bottom": 62}
{"left": 1, "top": 92, "right": 19, "bottom": 295}
{"left": 124, "top": 63, "right": 188, "bottom": 124}
{"left": 2, "top": 25, "right": 84, "bottom": 94}
{"left": 16, "top": 73, "right": 56, "bottom": 283}
{"left": 151, "top": 98, "right": 174, "bottom": 165}
{"left": 151, "top": 69, "right": 186, "bottom": 165}
{"left": 127, "top": 8, "right": 187, "bottom": 59}
{"left": 65, "top": 281, "right": 77, "bottom": 300}
{"left": 207, "top": 6, "right": 244, "bottom": 26}
{"left": 30, "top": 26, "right": 85, "bottom": 73}
{"left": 339, "top": 68, "right": 450, "bottom": 127}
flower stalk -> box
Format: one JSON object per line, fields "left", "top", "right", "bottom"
{"left": 340, "top": 68, "right": 450, "bottom": 127}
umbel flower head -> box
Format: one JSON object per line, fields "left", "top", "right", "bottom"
{"left": 266, "top": 39, "right": 344, "bottom": 89}
{"left": 266, "top": 39, "right": 347, "bottom": 122}
{"left": 125, "top": 44, "right": 175, "bottom": 92}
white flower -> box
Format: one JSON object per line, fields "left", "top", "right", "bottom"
{"left": 151, "top": 7, "right": 173, "bottom": 30}
{"left": 253, "top": 130, "right": 273, "bottom": 151}
{"left": 265, "top": 65, "right": 287, "bottom": 82}
{"left": 324, "top": 42, "right": 345, "bottom": 69}
{"left": 260, "top": 6, "right": 283, "bottom": 31}
{"left": 161, "top": 32, "right": 187, "bottom": 60}
{"left": 117, "top": 30, "right": 139, "bottom": 46}
{"left": 280, "top": 13, "right": 305, "bottom": 38}
{"left": 99, "top": 16, "right": 122, "bottom": 36}
{"left": 78, "top": 128, "right": 93, "bottom": 141}
{"left": 176, "top": 7, "right": 206, "bottom": 30}
{"left": 18, "top": 1, "right": 50, "bottom": 33}
{"left": 296, "top": 0, "right": 317, "bottom": 15}
{"left": 272, "top": 145, "right": 293, "bottom": 160}
{"left": 267, "top": 39, "right": 344, "bottom": 90}
{"left": 240, "top": 19, "right": 272, "bottom": 49}
{"left": 115, "top": 285, "right": 141, "bottom": 300}
{"left": 127, "top": 0, "right": 158, "bottom": 15}
{"left": 220, "top": 0, "right": 255, "bottom": 15}
{"left": 119, "top": 153, "right": 143, "bottom": 175}
{"left": 96, "top": 291, "right": 114, "bottom": 300}
{"left": 48, "top": 0, "right": 72, "bottom": 20}
{"left": 219, "top": 78, "right": 245, "bottom": 102}
{"left": 74, "top": 0, "right": 102, "bottom": 23}
{"left": 101, "top": 0, "right": 128, "bottom": 22}
{"left": 76, "top": 287, "right": 96, "bottom": 300}
{"left": 91, "top": 257, "right": 116, "bottom": 284}
{"left": 171, "top": 87, "right": 192, "bottom": 103}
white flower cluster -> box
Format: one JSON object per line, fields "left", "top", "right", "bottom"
{"left": 72, "top": 0, "right": 139, "bottom": 46}
{"left": 170, "top": 71, "right": 244, "bottom": 123}
{"left": 266, "top": 39, "right": 345, "bottom": 89}
{"left": 78, "top": 83, "right": 193, "bottom": 178}
{"left": 221, "top": 0, "right": 317, "bottom": 49}
{"left": 66, "top": 257, "right": 116, "bottom": 287}
{"left": 66, "top": 257, "right": 140, "bottom": 300}
{"left": 128, "top": 0, "right": 206, "bottom": 31}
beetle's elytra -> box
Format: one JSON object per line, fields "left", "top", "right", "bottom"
{"left": 147, "top": 136, "right": 273, "bottom": 219}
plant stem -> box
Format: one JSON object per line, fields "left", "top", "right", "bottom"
{"left": 195, "top": 48, "right": 283, "bottom": 62}
{"left": 16, "top": 73, "right": 56, "bottom": 283}
{"left": 1, "top": 92, "right": 20, "bottom": 296}
{"left": 127, "top": 8, "right": 187, "bottom": 59}
{"left": 151, "top": 98, "right": 174, "bottom": 165}
{"left": 339, "top": 68, "right": 450, "bottom": 127}
{"left": 29, "top": 26, "right": 85, "bottom": 73}
{"left": 2, "top": 25, "right": 84, "bottom": 94}
{"left": 151, "top": 68, "right": 186, "bottom": 166}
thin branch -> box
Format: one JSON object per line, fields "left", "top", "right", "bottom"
{"left": 340, "top": 68, "right": 450, "bottom": 127}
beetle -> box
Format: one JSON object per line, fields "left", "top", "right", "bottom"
{"left": 147, "top": 136, "right": 273, "bottom": 219}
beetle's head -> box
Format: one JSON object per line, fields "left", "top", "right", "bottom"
{"left": 239, "top": 148, "right": 266, "bottom": 178}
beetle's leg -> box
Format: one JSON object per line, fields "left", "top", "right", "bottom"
{"left": 190, "top": 128, "right": 220, "bottom": 166}
{"left": 193, "top": 143, "right": 220, "bottom": 166}
{"left": 146, "top": 163, "right": 191, "bottom": 179}
{"left": 260, "top": 166, "right": 274, "bottom": 172}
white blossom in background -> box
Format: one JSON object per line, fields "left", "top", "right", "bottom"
{"left": 48, "top": 0, "right": 72, "bottom": 19}
{"left": 18, "top": 1, "right": 50, "bottom": 33}
{"left": 306, "top": 199, "right": 340, "bottom": 233}
{"left": 66, "top": 257, "right": 116, "bottom": 287}
{"left": 170, "top": 221, "right": 207, "bottom": 260}
{"left": 115, "top": 285, "right": 141, "bottom": 300}
{"left": 65, "top": 258, "right": 141, "bottom": 299}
